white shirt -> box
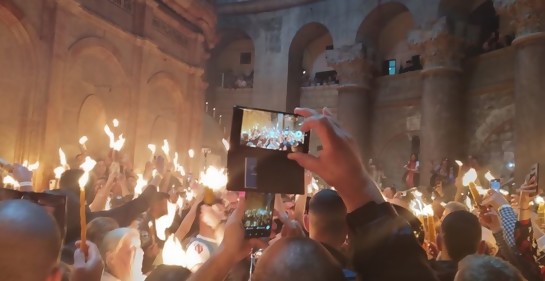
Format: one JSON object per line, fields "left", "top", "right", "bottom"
{"left": 185, "top": 235, "right": 218, "bottom": 271}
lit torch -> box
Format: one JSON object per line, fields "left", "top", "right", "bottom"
{"left": 112, "top": 119, "right": 119, "bottom": 128}
{"left": 78, "top": 156, "right": 97, "bottom": 256}
{"left": 79, "top": 136, "right": 88, "bottom": 153}
{"left": 463, "top": 168, "right": 481, "bottom": 207}
{"left": 147, "top": 144, "right": 156, "bottom": 162}
{"left": 200, "top": 166, "right": 227, "bottom": 205}
{"left": 162, "top": 139, "right": 171, "bottom": 162}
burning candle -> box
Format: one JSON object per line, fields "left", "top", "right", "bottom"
{"left": 200, "top": 166, "right": 227, "bottom": 205}
{"left": 205, "top": 101, "right": 209, "bottom": 113}
{"left": 219, "top": 115, "right": 222, "bottom": 125}
{"left": 536, "top": 196, "right": 545, "bottom": 226}
{"left": 26, "top": 161, "right": 39, "bottom": 172}
{"left": 188, "top": 149, "right": 195, "bottom": 159}
{"left": 79, "top": 136, "right": 88, "bottom": 152}
{"left": 463, "top": 168, "right": 481, "bottom": 207}
{"left": 112, "top": 134, "right": 125, "bottom": 151}
{"left": 78, "top": 156, "right": 97, "bottom": 256}
{"left": 112, "top": 119, "right": 119, "bottom": 128}
{"left": 104, "top": 125, "right": 115, "bottom": 148}
{"left": 59, "top": 148, "right": 68, "bottom": 169}
{"left": 147, "top": 144, "right": 156, "bottom": 162}
{"left": 213, "top": 108, "right": 216, "bottom": 118}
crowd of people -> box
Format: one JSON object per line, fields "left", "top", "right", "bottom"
{"left": 0, "top": 107, "right": 543, "bottom": 281}
{"left": 241, "top": 127, "right": 304, "bottom": 152}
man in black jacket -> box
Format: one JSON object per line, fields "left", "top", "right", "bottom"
{"left": 187, "top": 107, "right": 438, "bottom": 281}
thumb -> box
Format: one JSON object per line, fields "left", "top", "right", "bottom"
{"left": 288, "top": 153, "right": 319, "bottom": 172}
{"left": 73, "top": 248, "right": 85, "bottom": 265}
{"left": 230, "top": 198, "right": 246, "bottom": 222}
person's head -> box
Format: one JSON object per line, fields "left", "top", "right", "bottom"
{"left": 145, "top": 265, "right": 191, "bottom": 281}
{"left": 410, "top": 153, "right": 418, "bottom": 161}
{"left": 100, "top": 228, "right": 143, "bottom": 280}
{"left": 93, "top": 160, "right": 107, "bottom": 177}
{"left": 253, "top": 237, "right": 345, "bottom": 281}
{"left": 0, "top": 200, "right": 62, "bottom": 281}
{"left": 304, "top": 189, "right": 347, "bottom": 248}
{"left": 87, "top": 217, "right": 120, "bottom": 247}
{"left": 382, "top": 186, "right": 397, "bottom": 199}
{"left": 455, "top": 255, "right": 525, "bottom": 281}
{"left": 441, "top": 157, "right": 450, "bottom": 168}
{"left": 440, "top": 211, "right": 481, "bottom": 262}
{"left": 441, "top": 202, "right": 468, "bottom": 221}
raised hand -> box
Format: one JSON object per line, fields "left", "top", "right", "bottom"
{"left": 71, "top": 241, "right": 104, "bottom": 281}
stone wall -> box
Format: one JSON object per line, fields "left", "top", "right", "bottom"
{"left": 0, "top": 0, "right": 213, "bottom": 188}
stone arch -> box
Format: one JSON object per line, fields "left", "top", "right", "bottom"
{"left": 60, "top": 36, "right": 131, "bottom": 152}
{"left": 356, "top": 2, "right": 417, "bottom": 73}
{"left": 287, "top": 22, "right": 333, "bottom": 111}
{"left": 77, "top": 95, "right": 108, "bottom": 159}
{"left": 376, "top": 130, "right": 420, "bottom": 188}
{"left": 0, "top": 1, "right": 40, "bottom": 162}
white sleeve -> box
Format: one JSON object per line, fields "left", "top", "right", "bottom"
{"left": 537, "top": 235, "right": 545, "bottom": 252}
{"left": 185, "top": 240, "right": 211, "bottom": 271}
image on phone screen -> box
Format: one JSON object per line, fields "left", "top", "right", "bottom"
{"left": 240, "top": 108, "right": 306, "bottom": 152}
{"left": 490, "top": 179, "right": 501, "bottom": 191}
{"left": 245, "top": 157, "right": 258, "bottom": 189}
{"left": 243, "top": 192, "right": 274, "bottom": 238}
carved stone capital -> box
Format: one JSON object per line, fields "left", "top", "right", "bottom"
{"left": 494, "top": 0, "right": 545, "bottom": 37}
{"left": 325, "top": 44, "right": 373, "bottom": 89}
{"left": 408, "top": 18, "right": 464, "bottom": 73}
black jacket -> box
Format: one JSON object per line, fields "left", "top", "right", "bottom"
{"left": 347, "top": 202, "right": 438, "bottom": 281}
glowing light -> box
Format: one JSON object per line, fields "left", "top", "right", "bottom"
{"left": 104, "top": 125, "right": 115, "bottom": 148}
{"left": 79, "top": 136, "right": 88, "bottom": 145}
{"left": 499, "top": 189, "right": 509, "bottom": 196}
{"left": 173, "top": 152, "right": 186, "bottom": 176}
{"left": 185, "top": 189, "right": 195, "bottom": 201}
{"left": 2, "top": 175, "right": 19, "bottom": 188}
{"left": 112, "top": 119, "right": 119, "bottom": 128}
{"left": 222, "top": 139, "right": 230, "bottom": 151}
{"left": 463, "top": 168, "right": 478, "bottom": 186}
{"left": 423, "top": 204, "right": 434, "bottom": 216}
{"left": 535, "top": 196, "right": 545, "bottom": 205}
{"left": 484, "top": 171, "right": 495, "bottom": 182}
{"left": 54, "top": 167, "right": 65, "bottom": 179}
{"left": 78, "top": 157, "right": 97, "bottom": 190}
{"left": 27, "top": 161, "right": 39, "bottom": 171}
{"left": 162, "top": 235, "right": 186, "bottom": 267}
{"left": 148, "top": 144, "right": 156, "bottom": 154}
{"left": 133, "top": 174, "right": 148, "bottom": 199}
{"left": 112, "top": 134, "right": 126, "bottom": 151}
{"left": 200, "top": 166, "right": 227, "bottom": 191}
{"left": 162, "top": 139, "right": 170, "bottom": 158}
{"left": 155, "top": 201, "right": 177, "bottom": 241}
{"left": 58, "top": 148, "right": 67, "bottom": 168}
{"left": 188, "top": 149, "right": 195, "bottom": 159}
{"left": 455, "top": 160, "right": 463, "bottom": 167}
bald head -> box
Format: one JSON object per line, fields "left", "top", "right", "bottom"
{"left": 253, "top": 237, "right": 345, "bottom": 281}
{"left": 0, "top": 200, "right": 61, "bottom": 281}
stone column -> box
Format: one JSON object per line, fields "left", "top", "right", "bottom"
{"left": 494, "top": 0, "right": 545, "bottom": 183}
{"left": 409, "top": 18, "right": 465, "bottom": 185}
{"left": 326, "top": 44, "right": 374, "bottom": 159}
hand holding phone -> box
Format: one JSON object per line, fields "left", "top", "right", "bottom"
{"left": 243, "top": 192, "right": 274, "bottom": 238}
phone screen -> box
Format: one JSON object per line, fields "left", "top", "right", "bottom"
{"left": 243, "top": 192, "right": 275, "bottom": 238}
{"left": 490, "top": 179, "right": 501, "bottom": 191}
{"left": 526, "top": 163, "right": 539, "bottom": 193}
{"left": 239, "top": 108, "right": 307, "bottom": 152}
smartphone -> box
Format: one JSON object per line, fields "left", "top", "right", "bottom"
{"left": 490, "top": 179, "right": 501, "bottom": 191}
{"left": 526, "top": 163, "right": 539, "bottom": 193}
{"left": 243, "top": 192, "right": 275, "bottom": 238}
{"left": 245, "top": 157, "right": 258, "bottom": 189}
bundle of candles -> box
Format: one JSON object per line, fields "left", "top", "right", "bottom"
{"left": 409, "top": 190, "right": 436, "bottom": 243}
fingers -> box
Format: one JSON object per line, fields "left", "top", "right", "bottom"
{"left": 230, "top": 198, "right": 246, "bottom": 222}
{"left": 294, "top": 107, "right": 319, "bottom": 118}
{"left": 288, "top": 153, "right": 320, "bottom": 173}
{"left": 299, "top": 116, "right": 335, "bottom": 149}
{"left": 73, "top": 248, "right": 85, "bottom": 265}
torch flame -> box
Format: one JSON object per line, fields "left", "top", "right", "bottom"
{"left": 112, "top": 134, "right": 126, "bottom": 151}
{"left": 2, "top": 175, "right": 19, "bottom": 188}
{"left": 423, "top": 204, "right": 434, "bottom": 216}
{"left": 78, "top": 156, "right": 97, "bottom": 190}
{"left": 112, "top": 119, "right": 119, "bottom": 128}
{"left": 188, "top": 149, "right": 195, "bottom": 159}
{"left": 535, "top": 196, "right": 545, "bottom": 205}
{"left": 200, "top": 166, "right": 227, "bottom": 191}
{"left": 162, "top": 235, "right": 186, "bottom": 267}
{"left": 222, "top": 139, "right": 230, "bottom": 151}
{"left": 133, "top": 174, "right": 148, "bottom": 199}
{"left": 27, "top": 161, "right": 39, "bottom": 171}
{"left": 148, "top": 144, "right": 156, "bottom": 154}
{"left": 173, "top": 152, "right": 179, "bottom": 166}
{"left": 79, "top": 136, "right": 88, "bottom": 145}
{"left": 484, "top": 171, "right": 495, "bottom": 182}
{"left": 162, "top": 139, "right": 170, "bottom": 157}
{"left": 185, "top": 189, "right": 195, "bottom": 201}
{"left": 455, "top": 160, "right": 463, "bottom": 167}
{"left": 54, "top": 167, "right": 65, "bottom": 179}
{"left": 58, "top": 148, "right": 67, "bottom": 168}
{"left": 155, "top": 201, "right": 177, "bottom": 241}
{"left": 104, "top": 125, "right": 115, "bottom": 148}
{"left": 463, "top": 168, "right": 478, "bottom": 186}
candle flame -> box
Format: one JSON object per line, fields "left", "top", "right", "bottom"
{"left": 162, "top": 139, "right": 170, "bottom": 157}
{"left": 222, "top": 139, "right": 230, "bottom": 151}
{"left": 112, "top": 134, "right": 125, "bottom": 151}
{"left": 172, "top": 152, "right": 186, "bottom": 176}
{"left": 465, "top": 195, "right": 474, "bottom": 212}
{"left": 78, "top": 156, "right": 97, "bottom": 190}
{"left": 104, "top": 125, "right": 115, "bottom": 148}
{"left": 112, "top": 119, "right": 119, "bottom": 128}
{"left": 2, "top": 175, "right": 19, "bottom": 188}
{"left": 79, "top": 136, "right": 88, "bottom": 145}
{"left": 185, "top": 189, "right": 195, "bottom": 201}
{"left": 58, "top": 148, "right": 67, "bottom": 168}
{"left": 133, "top": 174, "right": 148, "bottom": 198}
{"left": 535, "top": 196, "right": 545, "bottom": 205}
{"left": 484, "top": 171, "right": 495, "bottom": 182}
{"left": 148, "top": 144, "right": 156, "bottom": 154}
{"left": 188, "top": 149, "right": 195, "bottom": 159}
{"left": 173, "top": 152, "right": 179, "bottom": 166}
{"left": 455, "top": 160, "right": 463, "bottom": 167}
{"left": 27, "top": 161, "right": 39, "bottom": 171}
{"left": 155, "top": 202, "right": 177, "bottom": 241}
{"left": 462, "top": 168, "right": 478, "bottom": 186}
{"left": 162, "top": 235, "right": 186, "bottom": 267}
{"left": 22, "top": 160, "right": 28, "bottom": 167}
{"left": 200, "top": 166, "right": 227, "bottom": 191}
{"left": 54, "top": 166, "right": 65, "bottom": 179}
{"left": 423, "top": 204, "right": 434, "bottom": 216}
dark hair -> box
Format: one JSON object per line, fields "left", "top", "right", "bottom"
{"left": 441, "top": 211, "right": 481, "bottom": 262}
{"left": 145, "top": 265, "right": 191, "bottom": 281}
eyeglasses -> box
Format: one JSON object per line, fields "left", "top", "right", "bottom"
{"left": 0, "top": 188, "right": 67, "bottom": 241}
